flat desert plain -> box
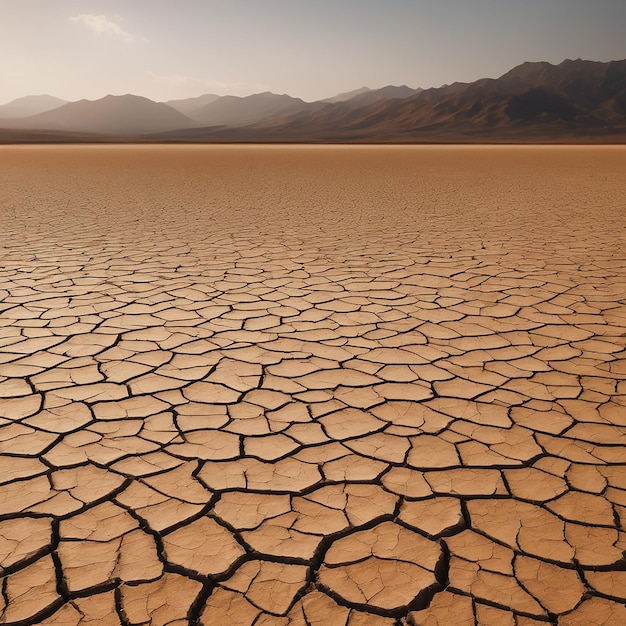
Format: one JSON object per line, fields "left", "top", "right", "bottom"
{"left": 0, "top": 144, "right": 625, "bottom": 626}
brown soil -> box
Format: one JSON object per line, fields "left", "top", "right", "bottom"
{"left": 0, "top": 145, "right": 625, "bottom": 624}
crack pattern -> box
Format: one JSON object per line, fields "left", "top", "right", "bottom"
{"left": 0, "top": 144, "right": 625, "bottom": 625}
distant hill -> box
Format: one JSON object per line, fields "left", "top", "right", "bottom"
{"left": 321, "top": 87, "right": 371, "bottom": 103}
{"left": 1, "top": 94, "right": 196, "bottom": 134}
{"left": 341, "top": 85, "right": 422, "bottom": 109}
{"left": 165, "top": 93, "right": 221, "bottom": 116}
{"left": 187, "top": 92, "right": 310, "bottom": 126}
{"left": 0, "top": 95, "right": 67, "bottom": 118}
{"left": 1, "top": 59, "right": 625, "bottom": 142}
{"left": 320, "top": 85, "right": 420, "bottom": 108}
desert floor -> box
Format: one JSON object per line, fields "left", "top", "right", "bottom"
{"left": 0, "top": 144, "right": 625, "bottom": 625}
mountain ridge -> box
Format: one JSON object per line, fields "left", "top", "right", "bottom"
{"left": 186, "top": 58, "right": 626, "bottom": 142}
{"left": 187, "top": 92, "right": 310, "bottom": 127}
{"left": 0, "top": 95, "right": 68, "bottom": 118}
{"left": 165, "top": 93, "right": 221, "bottom": 116}
{"left": 2, "top": 59, "right": 625, "bottom": 142}
{"left": 0, "top": 94, "right": 197, "bottom": 134}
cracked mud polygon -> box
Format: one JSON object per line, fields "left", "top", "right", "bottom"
{"left": 0, "top": 145, "right": 625, "bottom": 625}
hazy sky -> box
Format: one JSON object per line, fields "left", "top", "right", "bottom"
{"left": 1, "top": 0, "right": 624, "bottom": 104}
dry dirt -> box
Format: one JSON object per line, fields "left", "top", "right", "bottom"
{"left": 0, "top": 144, "right": 625, "bottom": 625}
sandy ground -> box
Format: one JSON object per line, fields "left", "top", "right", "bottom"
{"left": 0, "top": 145, "right": 625, "bottom": 625}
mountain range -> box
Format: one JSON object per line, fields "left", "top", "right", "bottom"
{"left": 1, "top": 59, "right": 625, "bottom": 142}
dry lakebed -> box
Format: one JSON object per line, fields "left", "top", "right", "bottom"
{"left": 0, "top": 144, "right": 625, "bottom": 625}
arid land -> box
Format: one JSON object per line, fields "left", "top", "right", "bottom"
{"left": 0, "top": 145, "right": 625, "bottom": 625}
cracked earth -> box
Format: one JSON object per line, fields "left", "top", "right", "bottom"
{"left": 0, "top": 144, "right": 625, "bottom": 625}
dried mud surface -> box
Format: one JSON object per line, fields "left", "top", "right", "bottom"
{"left": 0, "top": 144, "right": 625, "bottom": 625}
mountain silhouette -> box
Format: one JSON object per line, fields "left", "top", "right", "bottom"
{"left": 163, "top": 59, "right": 625, "bottom": 142}
{"left": 1, "top": 95, "right": 196, "bottom": 134}
{"left": 186, "top": 92, "right": 310, "bottom": 127}
{"left": 0, "top": 95, "right": 67, "bottom": 118}
{"left": 321, "top": 87, "right": 372, "bottom": 103}
{"left": 1, "top": 59, "right": 625, "bottom": 142}
{"left": 165, "top": 94, "right": 221, "bottom": 116}
{"left": 341, "top": 85, "right": 422, "bottom": 108}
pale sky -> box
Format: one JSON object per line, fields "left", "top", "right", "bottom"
{"left": 1, "top": 0, "right": 624, "bottom": 104}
